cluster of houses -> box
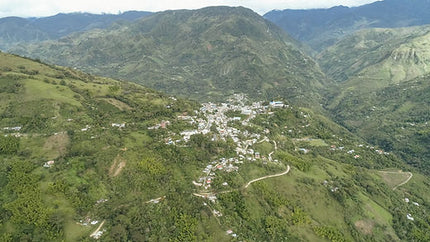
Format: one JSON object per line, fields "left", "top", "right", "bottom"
{"left": 3, "top": 126, "right": 22, "bottom": 131}
{"left": 328, "top": 143, "right": 391, "bottom": 159}
{"left": 323, "top": 180, "right": 340, "bottom": 193}
{"left": 148, "top": 120, "right": 170, "bottom": 130}
{"left": 194, "top": 158, "right": 242, "bottom": 190}
{"left": 404, "top": 197, "right": 420, "bottom": 221}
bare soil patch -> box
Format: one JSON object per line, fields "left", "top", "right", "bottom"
{"left": 100, "top": 98, "right": 132, "bottom": 111}
{"left": 43, "top": 132, "right": 69, "bottom": 159}
{"left": 109, "top": 155, "right": 126, "bottom": 177}
{"left": 355, "top": 220, "right": 374, "bottom": 235}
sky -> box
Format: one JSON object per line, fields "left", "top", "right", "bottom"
{"left": 0, "top": 0, "right": 382, "bottom": 18}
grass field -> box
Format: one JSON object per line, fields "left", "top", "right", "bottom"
{"left": 377, "top": 170, "right": 412, "bottom": 189}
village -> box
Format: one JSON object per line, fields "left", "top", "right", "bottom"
{"left": 0, "top": 93, "right": 417, "bottom": 240}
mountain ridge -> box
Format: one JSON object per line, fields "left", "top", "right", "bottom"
{"left": 264, "top": 0, "right": 430, "bottom": 52}
{"left": 0, "top": 11, "right": 152, "bottom": 50}
{"left": 10, "top": 6, "right": 329, "bottom": 105}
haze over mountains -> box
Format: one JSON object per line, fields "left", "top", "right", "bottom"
{"left": 1, "top": 0, "right": 430, "bottom": 241}
{"left": 264, "top": 0, "right": 430, "bottom": 51}
{"left": 0, "top": 11, "right": 151, "bottom": 50}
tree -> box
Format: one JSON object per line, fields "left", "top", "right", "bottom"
{"left": 0, "top": 136, "right": 19, "bottom": 154}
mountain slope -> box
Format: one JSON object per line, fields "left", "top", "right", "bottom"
{"left": 321, "top": 26, "right": 430, "bottom": 177}
{"left": 264, "top": 0, "right": 430, "bottom": 52}
{"left": 318, "top": 26, "right": 430, "bottom": 84}
{"left": 1, "top": 52, "right": 430, "bottom": 241}
{"left": 327, "top": 75, "right": 430, "bottom": 176}
{"left": 10, "top": 6, "right": 328, "bottom": 104}
{"left": 0, "top": 11, "right": 152, "bottom": 50}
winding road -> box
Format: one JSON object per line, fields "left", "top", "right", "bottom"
{"left": 379, "top": 170, "right": 413, "bottom": 190}
{"left": 393, "top": 172, "right": 413, "bottom": 190}
{"left": 244, "top": 165, "right": 290, "bottom": 188}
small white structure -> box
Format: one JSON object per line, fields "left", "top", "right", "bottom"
{"left": 270, "top": 101, "right": 285, "bottom": 108}
{"left": 43, "top": 160, "right": 55, "bottom": 168}
{"left": 111, "top": 123, "right": 125, "bottom": 128}
{"left": 407, "top": 214, "right": 414, "bottom": 221}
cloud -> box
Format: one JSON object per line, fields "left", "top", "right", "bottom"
{"left": 0, "top": 0, "right": 382, "bottom": 17}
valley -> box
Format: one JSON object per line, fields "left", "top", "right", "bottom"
{"left": 0, "top": 1, "right": 430, "bottom": 241}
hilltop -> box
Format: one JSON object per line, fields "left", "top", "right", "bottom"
{"left": 1, "top": 52, "right": 430, "bottom": 241}
{"left": 264, "top": 0, "right": 430, "bottom": 52}
{"left": 10, "top": 6, "right": 328, "bottom": 104}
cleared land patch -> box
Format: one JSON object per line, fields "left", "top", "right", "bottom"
{"left": 43, "top": 132, "right": 70, "bottom": 159}
{"left": 109, "top": 155, "right": 127, "bottom": 177}
{"left": 100, "top": 98, "right": 132, "bottom": 111}
{"left": 378, "top": 170, "right": 413, "bottom": 190}
{"left": 355, "top": 220, "right": 374, "bottom": 235}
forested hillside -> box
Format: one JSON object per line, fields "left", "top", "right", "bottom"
{"left": 1, "top": 52, "right": 429, "bottom": 241}
{"left": 318, "top": 26, "right": 430, "bottom": 84}
{"left": 10, "top": 6, "right": 328, "bottom": 105}
{"left": 319, "top": 25, "right": 430, "bottom": 177}
{"left": 0, "top": 11, "right": 152, "bottom": 50}
{"left": 264, "top": 0, "right": 430, "bottom": 52}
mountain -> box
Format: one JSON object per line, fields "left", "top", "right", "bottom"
{"left": 327, "top": 75, "right": 430, "bottom": 175}
{"left": 0, "top": 11, "right": 152, "bottom": 50}
{"left": 10, "top": 6, "right": 328, "bottom": 105}
{"left": 264, "top": 0, "right": 430, "bottom": 52}
{"left": 320, "top": 25, "right": 430, "bottom": 177}
{"left": 318, "top": 26, "right": 430, "bottom": 84}
{"left": 2, "top": 52, "right": 429, "bottom": 241}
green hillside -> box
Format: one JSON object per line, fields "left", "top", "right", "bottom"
{"left": 0, "top": 11, "right": 152, "bottom": 50}
{"left": 1, "top": 52, "right": 429, "bottom": 241}
{"left": 264, "top": 0, "right": 430, "bottom": 52}
{"left": 318, "top": 26, "right": 430, "bottom": 84}
{"left": 327, "top": 75, "right": 430, "bottom": 175}
{"left": 11, "top": 6, "right": 328, "bottom": 105}
{"left": 319, "top": 26, "right": 430, "bottom": 176}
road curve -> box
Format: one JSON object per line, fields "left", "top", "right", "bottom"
{"left": 379, "top": 170, "right": 413, "bottom": 190}
{"left": 393, "top": 172, "right": 413, "bottom": 190}
{"left": 244, "top": 165, "right": 290, "bottom": 188}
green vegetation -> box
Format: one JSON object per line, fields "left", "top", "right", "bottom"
{"left": 264, "top": 0, "right": 430, "bottom": 52}
{"left": 11, "top": 6, "right": 328, "bottom": 105}
{"left": 1, "top": 11, "right": 430, "bottom": 240}
{"left": 318, "top": 26, "right": 430, "bottom": 84}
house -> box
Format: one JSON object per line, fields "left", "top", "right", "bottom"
{"left": 270, "top": 101, "right": 285, "bottom": 108}
{"left": 3, "top": 126, "right": 22, "bottom": 131}
{"left": 81, "top": 125, "right": 90, "bottom": 131}
{"left": 213, "top": 210, "right": 222, "bottom": 217}
{"left": 160, "top": 120, "right": 170, "bottom": 129}
{"left": 407, "top": 214, "right": 414, "bottom": 221}
{"left": 43, "top": 160, "right": 55, "bottom": 168}
{"left": 299, "top": 148, "right": 309, "bottom": 154}
{"left": 111, "top": 123, "right": 126, "bottom": 128}
{"left": 254, "top": 152, "right": 261, "bottom": 159}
